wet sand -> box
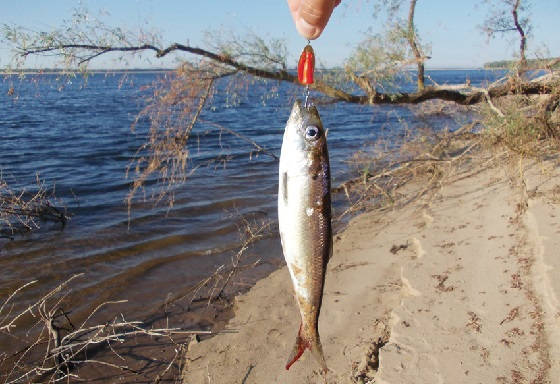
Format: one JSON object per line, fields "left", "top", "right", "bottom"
{"left": 182, "top": 152, "right": 560, "bottom": 383}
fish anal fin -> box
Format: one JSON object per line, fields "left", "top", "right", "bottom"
{"left": 282, "top": 172, "right": 288, "bottom": 204}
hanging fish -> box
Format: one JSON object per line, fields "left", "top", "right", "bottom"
{"left": 278, "top": 99, "right": 331, "bottom": 373}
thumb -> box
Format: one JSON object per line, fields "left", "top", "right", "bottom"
{"left": 292, "top": 0, "right": 341, "bottom": 40}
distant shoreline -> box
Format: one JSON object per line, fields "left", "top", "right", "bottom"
{"left": 484, "top": 57, "right": 560, "bottom": 70}
{"left": 2, "top": 67, "right": 490, "bottom": 76}
{"left": 1, "top": 69, "right": 173, "bottom": 75}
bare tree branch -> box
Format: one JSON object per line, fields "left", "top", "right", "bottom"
{"left": 15, "top": 40, "right": 555, "bottom": 105}
{"left": 511, "top": 0, "right": 527, "bottom": 72}
{"left": 0, "top": 273, "right": 216, "bottom": 383}
{"left": 407, "top": 0, "right": 425, "bottom": 91}
{"left": 482, "top": 0, "right": 531, "bottom": 76}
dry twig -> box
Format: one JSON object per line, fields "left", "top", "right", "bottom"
{"left": 0, "top": 174, "right": 68, "bottom": 239}
{"left": 0, "top": 274, "right": 210, "bottom": 384}
{"left": 333, "top": 123, "right": 482, "bottom": 221}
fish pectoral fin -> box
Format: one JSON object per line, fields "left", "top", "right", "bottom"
{"left": 281, "top": 172, "right": 288, "bottom": 205}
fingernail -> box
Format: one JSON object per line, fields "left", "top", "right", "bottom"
{"left": 296, "top": 18, "right": 321, "bottom": 40}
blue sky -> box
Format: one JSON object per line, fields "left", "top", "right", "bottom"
{"left": 1, "top": 0, "right": 559, "bottom": 69}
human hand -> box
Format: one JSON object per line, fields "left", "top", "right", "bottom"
{"left": 287, "top": 0, "right": 341, "bottom": 40}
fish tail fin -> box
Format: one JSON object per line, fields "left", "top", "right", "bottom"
{"left": 310, "top": 336, "right": 328, "bottom": 374}
{"left": 285, "top": 324, "right": 306, "bottom": 370}
{"left": 285, "top": 324, "right": 328, "bottom": 374}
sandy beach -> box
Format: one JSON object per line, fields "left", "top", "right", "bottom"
{"left": 182, "top": 150, "right": 560, "bottom": 384}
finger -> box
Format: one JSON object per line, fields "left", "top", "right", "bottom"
{"left": 296, "top": 0, "right": 339, "bottom": 40}
{"left": 287, "top": 0, "right": 300, "bottom": 26}
{"left": 287, "top": 0, "right": 300, "bottom": 14}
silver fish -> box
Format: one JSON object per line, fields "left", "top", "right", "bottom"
{"left": 278, "top": 100, "right": 332, "bottom": 373}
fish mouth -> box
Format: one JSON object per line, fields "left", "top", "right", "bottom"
{"left": 294, "top": 99, "right": 319, "bottom": 117}
{"left": 291, "top": 99, "right": 321, "bottom": 129}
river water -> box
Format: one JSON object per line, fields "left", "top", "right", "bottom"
{"left": 0, "top": 70, "right": 504, "bottom": 344}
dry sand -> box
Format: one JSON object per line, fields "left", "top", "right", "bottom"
{"left": 182, "top": 153, "right": 560, "bottom": 384}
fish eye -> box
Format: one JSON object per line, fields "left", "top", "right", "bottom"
{"left": 305, "top": 126, "right": 320, "bottom": 140}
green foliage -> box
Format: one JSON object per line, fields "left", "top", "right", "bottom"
{"left": 345, "top": 26, "right": 408, "bottom": 91}
{"left": 483, "top": 99, "right": 539, "bottom": 153}
{"left": 344, "top": 17, "right": 432, "bottom": 93}
{"left": 482, "top": 79, "right": 560, "bottom": 155}
{"left": 347, "top": 26, "right": 406, "bottom": 70}
{"left": 344, "top": 0, "right": 430, "bottom": 93}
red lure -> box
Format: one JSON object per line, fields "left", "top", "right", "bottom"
{"left": 297, "top": 45, "right": 315, "bottom": 85}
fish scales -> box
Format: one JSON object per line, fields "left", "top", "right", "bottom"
{"left": 278, "top": 100, "right": 332, "bottom": 373}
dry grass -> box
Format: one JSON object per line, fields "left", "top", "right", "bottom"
{"left": 335, "top": 73, "right": 560, "bottom": 221}
{"left": 480, "top": 75, "right": 560, "bottom": 156}
{"left": 333, "top": 115, "right": 481, "bottom": 221}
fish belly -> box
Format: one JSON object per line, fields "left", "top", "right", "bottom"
{"left": 279, "top": 172, "right": 320, "bottom": 310}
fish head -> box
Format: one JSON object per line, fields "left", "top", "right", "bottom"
{"left": 282, "top": 100, "right": 328, "bottom": 172}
